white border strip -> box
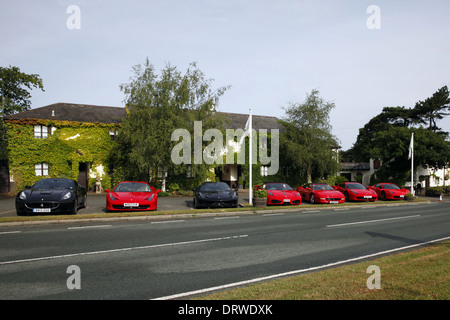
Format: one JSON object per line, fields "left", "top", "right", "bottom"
{"left": 153, "top": 236, "right": 450, "bottom": 300}
{"left": 326, "top": 215, "right": 421, "bottom": 228}
{"left": 0, "top": 234, "right": 248, "bottom": 266}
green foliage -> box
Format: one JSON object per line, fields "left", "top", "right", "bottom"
{"left": 6, "top": 120, "right": 117, "bottom": 192}
{"left": 351, "top": 86, "right": 450, "bottom": 185}
{"left": 0, "top": 65, "right": 45, "bottom": 116}
{"left": 279, "top": 89, "right": 340, "bottom": 185}
{"left": 254, "top": 189, "right": 267, "bottom": 198}
{"left": 110, "top": 59, "right": 230, "bottom": 190}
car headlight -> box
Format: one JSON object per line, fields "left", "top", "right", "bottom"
{"left": 19, "top": 191, "right": 27, "bottom": 200}
{"left": 109, "top": 193, "right": 118, "bottom": 201}
{"left": 147, "top": 194, "right": 155, "bottom": 201}
{"left": 61, "top": 192, "right": 72, "bottom": 200}
{"left": 268, "top": 192, "right": 274, "bottom": 196}
{"left": 296, "top": 192, "right": 300, "bottom": 197}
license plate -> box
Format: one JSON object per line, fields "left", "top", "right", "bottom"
{"left": 124, "top": 203, "right": 139, "bottom": 207}
{"left": 33, "top": 208, "right": 51, "bottom": 213}
{"left": 329, "top": 201, "right": 338, "bottom": 204}
{"left": 400, "top": 195, "right": 404, "bottom": 198}
{"left": 364, "top": 196, "right": 372, "bottom": 199}
{"left": 283, "top": 199, "right": 290, "bottom": 202}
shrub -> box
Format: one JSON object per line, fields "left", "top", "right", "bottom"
{"left": 254, "top": 189, "right": 267, "bottom": 198}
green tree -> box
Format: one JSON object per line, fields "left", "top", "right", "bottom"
{"left": 0, "top": 65, "right": 44, "bottom": 116}
{"left": 280, "top": 89, "right": 340, "bottom": 185}
{"left": 0, "top": 66, "right": 45, "bottom": 158}
{"left": 351, "top": 86, "right": 450, "bottom": 186}
{"left": 110, "top": 59, "right": 229, "bottom": 191}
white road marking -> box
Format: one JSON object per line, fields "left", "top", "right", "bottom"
{"left": 326, "top": 215, "right": 421, "bottom": 228}
{"left": 0, "top": 231, "right": 21, "bottom": 235}
{"left": 153, "top": 236, "right": 450, "bottom": 300}
{"left": 151, "top": 220, "right": 185, "bottom": 224}
{"left": 0, "top": 234, "right": 248, "bottom": 266}
{"left": 68, "top": 225, "right": 112, "bottom": 230}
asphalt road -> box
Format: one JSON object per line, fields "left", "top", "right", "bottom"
{"left": 0, "top": 201, "right": 448, "bottom": 300}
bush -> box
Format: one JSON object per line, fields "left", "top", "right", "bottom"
{"left": 404, "top": 193, "right": 415, "bottom": 201}
{"left": 254, "top": 189, "right": 267, "bottom": 198}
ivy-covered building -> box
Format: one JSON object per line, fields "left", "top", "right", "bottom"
{"left": 2, "top": 103, "right": 283, "bottom": 194}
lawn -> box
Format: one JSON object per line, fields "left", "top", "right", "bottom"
{"left": 198, "top": 241, "right": 450, "bottom": 300}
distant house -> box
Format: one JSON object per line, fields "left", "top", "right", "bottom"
{"left": 339, "top": 159, "right": 381, "bottom": 186}
{"left": 2, "top": 103, "right": 283, "bottom": 193}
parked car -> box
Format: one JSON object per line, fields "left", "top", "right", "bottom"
{"left": 193, "top": 182, "right": 239, "bottom": 209}
{"left": 15, "top": 178, "right": 87, "bottom": 216}
{"left": 255, "top": 182, "right": 302, "bottom": 206}
{"left": 105, "top": 181, "right": 160, "bottom": 212}
{"left": 334, "top": 182, "right": 378, "bottom": 202}
{"left": 368, "top": 183, "right": 409, "bottom": 200}
{"left": 297, "top": 183, "right": 345, "bottom": 204}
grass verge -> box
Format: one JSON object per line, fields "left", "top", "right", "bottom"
{"left": 197, "top": 241, "right": 450, "bottom": 300}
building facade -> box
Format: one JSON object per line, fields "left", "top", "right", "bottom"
{"left": 2, "top": 103, "right": 284, "bottom": 193}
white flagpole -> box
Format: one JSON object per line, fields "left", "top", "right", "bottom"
{"left": 249, "top": 108, "right": 253, "bottom": 205}
{"left": 410, "top": 133, "right": 414, "bottom": 195}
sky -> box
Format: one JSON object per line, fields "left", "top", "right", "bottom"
{"left": 1, "top": 0, "right": 450, "bottom": 150}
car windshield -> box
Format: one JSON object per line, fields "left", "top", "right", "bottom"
{"left": 383, "top": 184, "right": 400, "bottom": 190}
{"left": 32, "top": 179, "right": 75, "bottom": 190}
{"left": 312, "top": 184, "right": 334, "bottom": 191}
{"left": 347, "top": 183, "right": 367, "bottom": 190}
{"left": 114, "top": 182, "right": 152, "bottom": 192}
{"left": 265, "top": 183, "right": 293, "bottom": 191}
{"left": 198, "top": 183, "right": 231, "bottom": 192}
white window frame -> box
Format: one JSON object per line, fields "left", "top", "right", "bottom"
{"left": 35, "top": 163, "right": 49, "bottom": 176}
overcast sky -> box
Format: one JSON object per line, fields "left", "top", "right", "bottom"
{"left": 1, "top": 0, "right": 449, "bottom": 150}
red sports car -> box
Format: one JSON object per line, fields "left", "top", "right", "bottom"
{"left": 334, "top": 182, "right": 378, "bottom": 202}
{"left": 368, "top": 183, "right": 409, "bottom": 200}
{"left": 105, "top": 181, "right": 161, "bottom": 212}
{"left": 297, "top": 183, "right": 345, "bottom": 204}
{"left": 255, "top": 182, "right": 302, "bottom": 206}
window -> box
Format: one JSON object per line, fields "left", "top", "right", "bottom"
{"left": 186, "top": 165, "right": 195, "bottom": 178}
{"left": 34, "top": 125, "right": 48, "bottom": 139}
{"left": 110, "top": 129, "right": 119, "bottom": 141}
{"left": 261, "top": 166, "right": 269, "bottom": 177}
{"left": 35, "top": 163, "right": 49, "bottom": 176}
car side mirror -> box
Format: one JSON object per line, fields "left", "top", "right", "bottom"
{"left": 25, "top": 185, "right": 31, "bottom": 189}
{"left": 156, "top": 189, "right": 161, "bottom": 194}
{"left": 104, "top": 189, "right": 110, "bottom": 193}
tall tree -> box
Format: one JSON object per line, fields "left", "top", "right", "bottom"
{"left": 281, "top": 89, "right": 339, "bottom": 184}
{"left": 0, "top": 66, "right": 44, "bottom": 158}
{"left": 351, "top": 86, "right": 450, "bottom": 186}
{"left": 111, "top": 59, "right": 229, "bottom": 191}
{"left": 0, "top": 65, "right": 44, "bottom": 116}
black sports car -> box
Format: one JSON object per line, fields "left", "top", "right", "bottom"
{"left": 193, "top": 182, "right": 239, "bottom": 209}
{"left": 16, "top": 178, "right": 87, "bottom": 216}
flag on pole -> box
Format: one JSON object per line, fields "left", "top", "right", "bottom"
{"left": 408, "top": 133, "right": 414, "bottom": 160}
{"left": 238, "top": 115, "right": 251, "bottom": 146}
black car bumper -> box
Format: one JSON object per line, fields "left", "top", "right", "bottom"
{"left": 16, "top": 199, "right": 77, "bottom": 215}
{"left": 195, "top": 199, "right": 239, "bottom": 209}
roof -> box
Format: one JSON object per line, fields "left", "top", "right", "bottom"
{"left": 340, "top": 162, "right": 371, "bottom": 171}
{"left": 4, "top": 103, "right": 284, "bottom": 131}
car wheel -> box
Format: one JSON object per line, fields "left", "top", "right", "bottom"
{"left": 80, "top": 195, "right": 87, "bottom": 208}
{"left": 71, "top": 199, "right": 78, "bottom": 215}
{"left": 381, "top": 192, "right": 386, "bottom": 201}
{"left": 310, "top": 195, "right": 315, "bottom": 204}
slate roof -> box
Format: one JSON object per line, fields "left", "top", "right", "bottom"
{"left": 4, "top": 103, "right": 126, "bottom": 124}
{"left": 340, "top": 162, "right": 371, "bottom": 171}
{"left": 4, "top": 103, "right": 284, "bottom": 131}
